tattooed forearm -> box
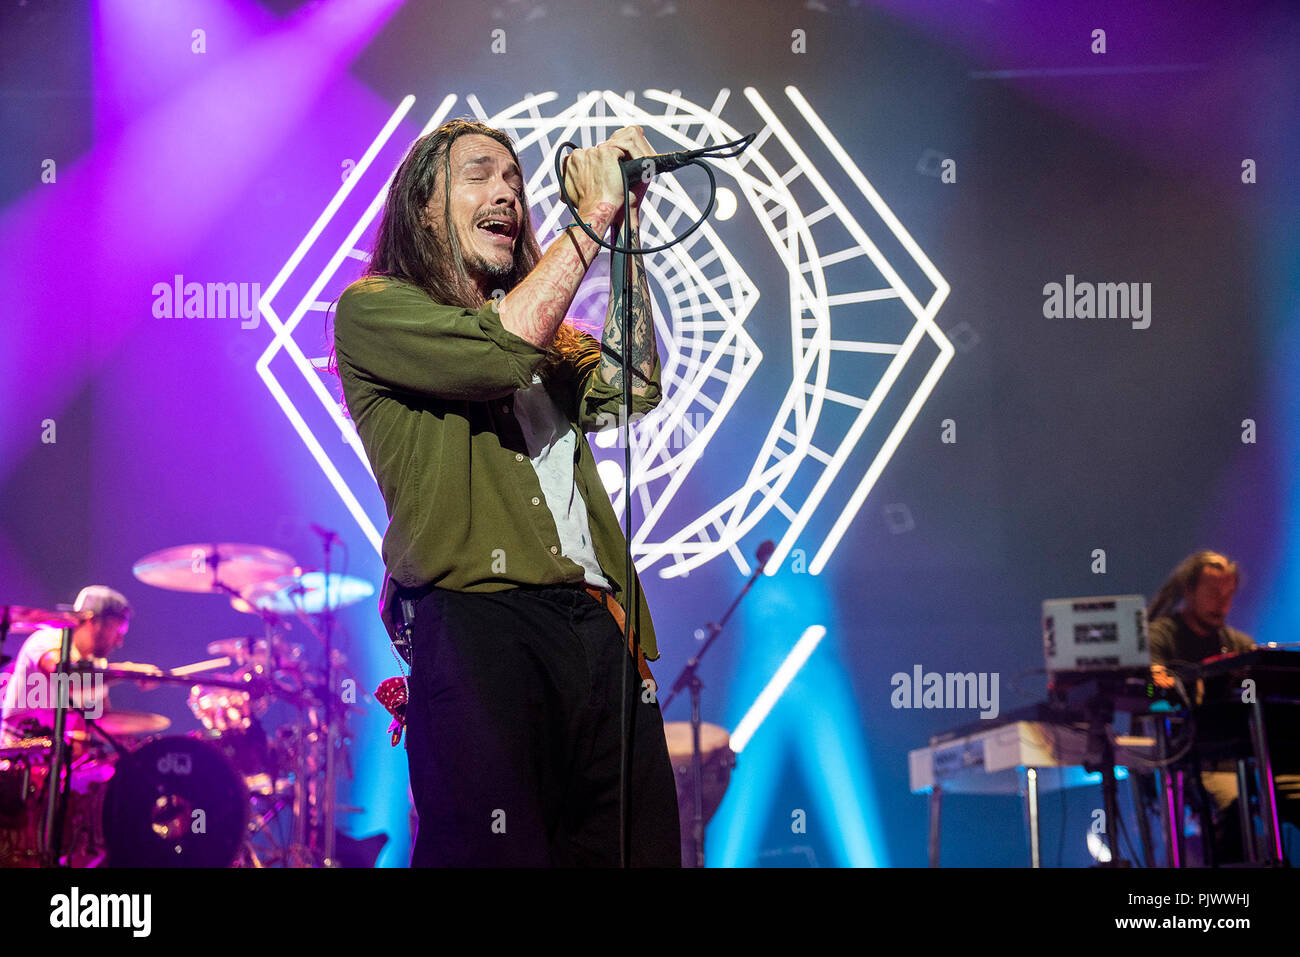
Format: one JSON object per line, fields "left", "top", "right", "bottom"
{"left": 498, "top": 201, "right": 616, "bottom": 349}
{"left": 601, "top": 210, "right": 656, "bottom": 393}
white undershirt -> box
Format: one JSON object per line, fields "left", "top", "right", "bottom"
{"left": 512, "top": 374, "right": 612, "bottom": 591}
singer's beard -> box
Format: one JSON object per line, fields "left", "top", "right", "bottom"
{"left": 435, "top": 226, "right": 515, "bottom": 299}
{"left": 465, "top": 245, "right": 515, "bottom": 286}
{"left": 462, "top": 232, "right": 512, "bottom": 286}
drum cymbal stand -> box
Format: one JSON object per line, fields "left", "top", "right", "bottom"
{"left": 319, "top": 530, "right": 339, "bottom": 868}
{"left": 239, "top": 792, "right": 289, "bottom": 867}
{"left": 280, "top": 667, "right": 335, "bottom": 866}
{"left": 294, "top": 525, "right": 344, "bottom": 867}
{"left": 662, "top": 541, "right": 774, "bottom": 868}
{"left": 39, "top": 624, "right": 75, "bottom": 866}
{"left": 224, "top": 585, "right": 313, "bottom": 867}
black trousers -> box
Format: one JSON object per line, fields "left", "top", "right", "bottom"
{"left": 402, "top": 583, "right": 681, "bottom": 867}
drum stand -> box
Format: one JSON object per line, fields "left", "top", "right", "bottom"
{"left": 239, "top": 794, "right": 291, "bottom": 867}
{"left": 230, "top": 706, "right": 321, "bottom": 867}
{"left": 235, "top": 564, "right": 347, "bottom": 869}
{"left": 279, "top": 666, "right": 348, "bottom": 867}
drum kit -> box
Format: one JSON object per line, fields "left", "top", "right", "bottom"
{"left": 3, "top": 536, "right": 766, "bottom": 868}
{"left": 0, "top": 541, "right": 376, "bottom": 868}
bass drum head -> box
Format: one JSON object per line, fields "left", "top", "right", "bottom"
{"left": 103, "top": 736, "right": 247, "bottom": 867}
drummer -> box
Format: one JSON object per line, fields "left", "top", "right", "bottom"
{"left": 0, "top": 586, "right": 133, "bottom": 745}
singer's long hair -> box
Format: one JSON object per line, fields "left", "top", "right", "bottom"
{"left": 1147, "top": 550, "right": 1241, "bottom": 621}
{"left": 327, "top": 118, "right": 598, "bottom": 410}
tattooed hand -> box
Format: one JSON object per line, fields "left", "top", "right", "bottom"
{"left": 599, "top": 125, "right": 656, "bottom": 216}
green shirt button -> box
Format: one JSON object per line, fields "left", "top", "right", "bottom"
{"left": 549, "top": 546, "right": 558, "bottom": 555}
{"left": 531, "top": 496, "right": 540, "bottom": 506}
{"left": 515, "top": 453, "right": 524, "bottom": 462}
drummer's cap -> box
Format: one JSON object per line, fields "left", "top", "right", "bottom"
{"left": 72, "top": 585, "right": 133, "bottom": 622}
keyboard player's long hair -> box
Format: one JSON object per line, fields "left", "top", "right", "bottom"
{"left": 1147, "top": 550, "right": 1241, "bottom": 622}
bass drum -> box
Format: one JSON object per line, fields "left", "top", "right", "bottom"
{"left": 102, "top": 735, "right": 248, "bottom": 868}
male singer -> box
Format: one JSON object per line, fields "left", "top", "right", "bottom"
{"left": 333, "top": 119, "right": 680, "bottom": 866}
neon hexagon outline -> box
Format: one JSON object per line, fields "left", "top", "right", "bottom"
{"left": 255, "top": 88, "right": 951, "bottom": 580}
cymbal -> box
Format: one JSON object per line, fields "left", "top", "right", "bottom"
{"left": 236, "top": 572, "right": 375, "bottom": 615}
{"left": 207, "top": 636, "right": 257, "bottom": 658}
{"left": 0, "top": 604, "right": 80, "bottom": 635}
{"left": 0, "top": 736, "right": 65, "bottom": 758}
{"left": 132, "top": 543, "right": 298, "bottom": 595}
{"left": 91, "top": 710, "right": 171, "bottom": 737}
{"left": 0, "top": 707, "right": 167, "bottom": 741}
{"left": 97, "top": 665, "right": 263, "bottom": 695}
{"left": 0, "top": 733, "right": 111, "bottom": 758}
{"left": 0, "top": 719, "right": 151, "bottom": 751}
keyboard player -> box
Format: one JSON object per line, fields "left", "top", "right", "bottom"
{"left": 1146, "top": 551, "right": 1258, "bottom": 864}
{"left": 1148, "top": 551, "right": 1254, "bottom": 691}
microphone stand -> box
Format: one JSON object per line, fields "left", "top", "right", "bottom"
{"left": 40, "top": 623, "right": 76, "bottom": 866}
{"left": 616, "top": 196, "right": 636, "bottom": 870}
{"left": 661, "top": 544, "right": 772, "bottom": 868}
{"left": 553, "top": 131, "right": 756, "bottom": 867}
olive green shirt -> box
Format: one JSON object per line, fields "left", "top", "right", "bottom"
{"left": 333, "top": 275, "right": 664, "bottom": 660}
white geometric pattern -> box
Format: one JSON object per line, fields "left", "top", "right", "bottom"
{"left": 255, "top": 88, "right": 950, "bottom": 578}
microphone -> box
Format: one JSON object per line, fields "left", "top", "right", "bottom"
{"left": 618, "top": 147, "right": 712, "bottom": 184}
{"left": 309, "top": 523, "right": 340, "bottom": 542}
{"left": 554, "top": 132, "right": 754, "bottom": 220}
{"left": 755, "top": 540, "right": 776, "bottom": 567}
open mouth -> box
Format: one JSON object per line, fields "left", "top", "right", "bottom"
{"left": 477, "top": 218, "right": 516, "bottom": 246}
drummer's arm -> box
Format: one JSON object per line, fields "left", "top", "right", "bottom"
{"left": 37, "top": 648, "right": 62, "bottom": 675}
